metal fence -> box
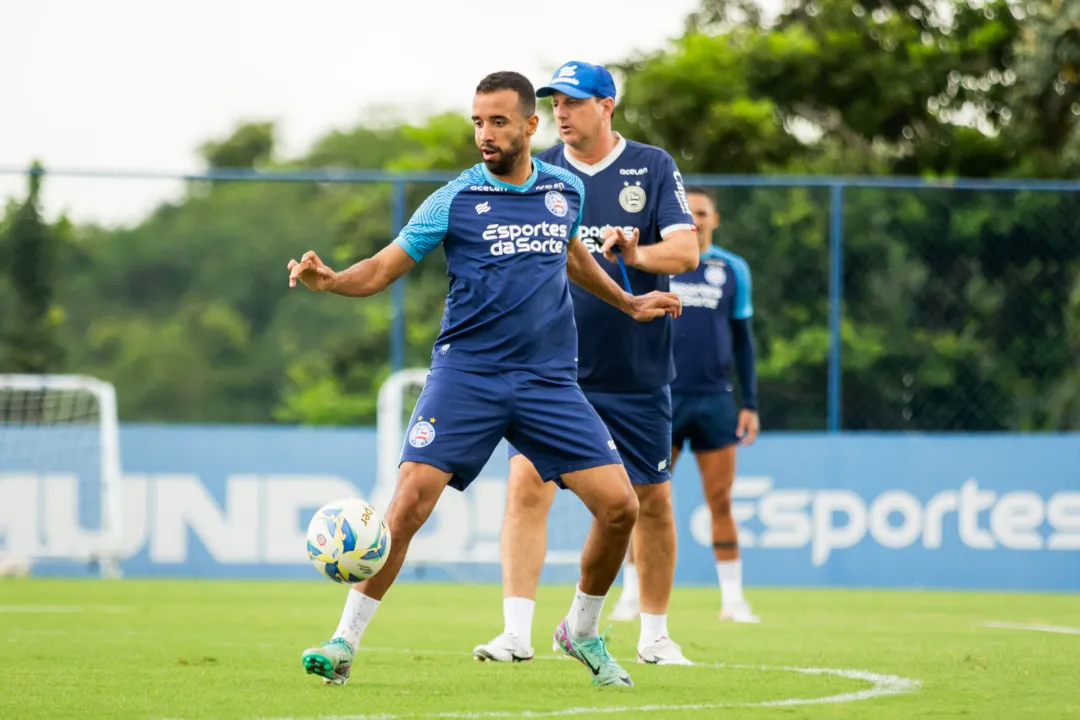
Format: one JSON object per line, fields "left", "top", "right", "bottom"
{"left": 2, "top": 166, "right": 1078, "bottom": 432}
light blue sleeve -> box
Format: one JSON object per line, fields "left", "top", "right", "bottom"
{"left": 392, "top": 183, "right": 457, "bottom": 262}
{"left": 728, "top": 253, "right": 754, "bottom": 319}
{"left": 570, "top": 176, "right": 585, "bottom": 240}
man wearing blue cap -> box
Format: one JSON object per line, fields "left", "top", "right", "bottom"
{"left": 474, "top": 61, "right": 700, "bottom": 666}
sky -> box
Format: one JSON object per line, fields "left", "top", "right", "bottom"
{"left": 0, "top": 0, "right": 710, "bottom": 226}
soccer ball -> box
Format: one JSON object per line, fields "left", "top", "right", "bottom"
{"left": 306, "top": 498, "right": 392, "bottom": 584}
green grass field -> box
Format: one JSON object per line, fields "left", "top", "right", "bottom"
{"left": 1, "top": 580, "right": 1077, "bottom": 719}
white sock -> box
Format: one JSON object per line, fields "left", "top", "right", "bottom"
{"left": 717, "top": 559, "right": 744, "bottom": 606}
{"left": 639, "top": 612, "right": 669, "bottom": 647}
{"left": 620, "top": 564, "right": 639, "bottom": 604}
{"left": 567, "top": 585, "right": 606, "bottom": 638}
{"left": 502, "top": 597, "right": 535, "bottom": 647}
{"left": 332, "top": 588, "right": 381, "bottom": 650}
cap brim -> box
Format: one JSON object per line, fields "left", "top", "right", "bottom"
{"left": 536, "top": 83, "right": 595, "bottom": 99}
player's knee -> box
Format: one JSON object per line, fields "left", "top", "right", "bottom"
{"left": 385, "top": 489, "right": 429, "bottom": 537}
{"left": 706, "top": 484, "right": 733, "bottom": 519}
{"left": 598, "top": 487, "right": 638, "bottom": 532}
{"left": 507, "top": 476, "right": 553, "bottom": 517}
{"left": 387, "top": 467, "right": 441, "bottom": 535}
{"left": 637, "top": 485, "right": 673, "bottom": 522}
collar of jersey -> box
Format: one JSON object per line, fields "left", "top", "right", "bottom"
{"left": 481, "top": 160, "right": 539, "bottom": 192}
{"left": 561, "top": 133, "right": 627, "bottom": 177}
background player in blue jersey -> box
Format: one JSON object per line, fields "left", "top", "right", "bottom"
{"left": 473, "top": 62, "right": 701, "bottom": 667}
{"left": 287, "top": 71, "right": 683, "bottom": 688}
{"left": 669, "top": 186, "right": 761, "bottom": 623}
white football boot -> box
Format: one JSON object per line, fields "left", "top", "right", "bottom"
{"left": 637, "top": 636, "right": 694, "bottom": 665}
{"left": 720, "top": 600, "right": 761, "bottom": 624}
{"left": 473, "top": 632, "right": 535, "bottom": 663}
{"left": 607, "top": 595, "right": 640, "bottom": 622}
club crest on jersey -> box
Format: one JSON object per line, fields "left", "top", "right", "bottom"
{"left": 619, "top": 182, "right": 647, "bottom": 213}
{"left": 545, "top": 190, "right": 569, "bottom": 217}
{"left": 408, "top": 420, "right": 436, "bottom": 448}
{"left": 704, "top": 264, "right": 727, "bottom": 286}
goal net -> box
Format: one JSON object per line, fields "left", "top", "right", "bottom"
{"left": 376, "top": 368, "right": 593, "bottom": 582}
{"left": 0, "top": 374, "right": 123, "bottom": 578}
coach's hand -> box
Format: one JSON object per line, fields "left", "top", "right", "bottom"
{"left": 288, "top": 251, "right": 337, "bottom": 292}
{"left": 600, "top": 226, "right": 640, "bottom": 267}
{"left": 737, "top": 409, "right": 760, "bottom": 445}
{"left": 626, "top": 290, "right": 682, "bottom": 322}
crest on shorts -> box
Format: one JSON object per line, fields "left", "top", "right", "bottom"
{"left": 545, "top": 190, "right": 569, "bottom": 217}
{"left": 408, "top": 420, "right": 436, "bottom": 448}
{"left": 619, "top": 182, "right": 647, "bottom": 213}
{"left": 704, "top": 264, "right": 727, "bottom": 287}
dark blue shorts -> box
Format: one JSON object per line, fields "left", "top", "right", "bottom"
{"left": 400, "top": 368, "right": 622, "bottom": 491}
{"left": 508, "top": 385, "right": 672, "bottom": 485}
{"left": 671, "top": 391, "right": 739, "bottom": 452}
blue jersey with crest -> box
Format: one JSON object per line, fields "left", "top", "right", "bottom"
{"left": 669, "top": 246, "right": 753, "bottom": 393}
{"left": 536, "top": 137, "right": 696, "bottom": 393}
{"left": 394, "top": 160, "right": 584, "bottom": 380}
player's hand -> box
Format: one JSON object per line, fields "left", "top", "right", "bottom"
{"left": 600, "top": 226, "right": 640, "bottom": 267}
{"left": 737, "top": 409, "right": 760, "bottom": 445}
{"left": 288, "top": 250, "right": 337, "bottom": 292}
{"left": 627, "top": 290, "right": 682, "bottom": 322}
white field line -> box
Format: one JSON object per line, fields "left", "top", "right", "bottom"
{"left": 228, "top": 645, "right": 921, "bottom": 720}
{"left": 0, "top": 605, "right": 85, "bottom": 613}
{"left": 0, "top": 604, "right": 131, "bottom": 614}
{"left": 981, "top": 621, "right": 1080, "bottom": 636}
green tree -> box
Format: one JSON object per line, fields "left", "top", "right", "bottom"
{"left": 0, "top": 166, "right": 66, "bottom": 373}
{"left": 52, "top": 112, "right": 476, "bottom": 424}
{"left": 199, "top": 121, "right": 276, "bottom": 169}
{"left": 608, "top": 0, "right": 1079, "bottom": 430}
{"left": 25, "top": 0, "right": 1079, "bottom": 431}
{"left": 1007, "top": 0, "right": 1080, "bottom": 175}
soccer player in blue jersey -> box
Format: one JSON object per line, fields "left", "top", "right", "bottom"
{"left": 472, "top": 61, "right": 700, "bottom": 666}
{"left": 288, "top": 71, "right": 683, "bottom": 688}
{"left": 669, "top": 186, "right": 761, "bottom": 623}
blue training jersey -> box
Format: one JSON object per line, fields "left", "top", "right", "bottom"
{"left": 394, "top": 160, "right": 585, "bottom": 380}
{"left": 669, "top": 245, "right": 753, "bottom": 394}
{"left": 536, "top": 137, "right": 696, "bottom": 393}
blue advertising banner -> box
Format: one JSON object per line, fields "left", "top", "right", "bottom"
{"left": 1, "top": 426, "right": 1077, "bottom": 590}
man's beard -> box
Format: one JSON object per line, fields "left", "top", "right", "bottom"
{"left": 481, "top": 136, "right": 525, "bottom": 175}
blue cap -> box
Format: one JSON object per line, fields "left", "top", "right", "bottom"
{"left": 536, "top": 61, "right": 617, "bottom": 100}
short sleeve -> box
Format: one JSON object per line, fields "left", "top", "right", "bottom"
{"left": 656, "top": 152, "right": 696, "bottom": 237}
{"left": 569, "top": 177, "right": 585, "bottom": 240}
{"left": 393, "top": 184, "right": 457, "bottom": 262}
{"left": 728, "top": 255, "right": 753, "bottom": 319}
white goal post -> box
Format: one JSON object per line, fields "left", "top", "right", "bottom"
{"left": 0, "top": 374, "right": 123, "bottom": 578}
{"left": 375, "top": 368, "right": 431, "bottom": 492}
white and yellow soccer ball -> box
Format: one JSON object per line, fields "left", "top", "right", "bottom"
{"left": 306, "top": 498, "right": 392, "bottom": 584}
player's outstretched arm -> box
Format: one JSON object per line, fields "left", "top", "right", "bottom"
{"left": 566, "top": 236, "right": 682, "bottom": 322}
{"left": 287, "top": 244, "right": 416, "bottom": 297}
{"left": 599, "top": 227, "right": 699, "bottom": 275}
